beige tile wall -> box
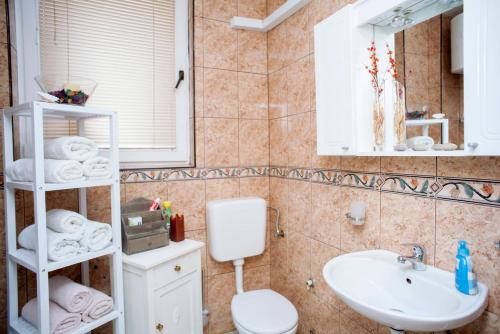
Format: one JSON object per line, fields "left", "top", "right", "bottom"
{"left": 1, "top": 1, "right": 499, "bottom": 334}
{"left": 267, "top": 1, "right": 500, "bottom": 334}
{"left": 0, "top": 1, "right": 270, "bottom": 333}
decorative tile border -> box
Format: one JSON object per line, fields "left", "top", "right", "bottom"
{"left": 437, "top": 177, "right": 500, "bottom": 205}
{"left": 339, "top": 172, "right": 379, "bottom": 190}
{"left": 379, "top": 174, "right": 436, "bottom": 197}
{"left": 1, "top": 166, "right": 499, "bottom": 207}
{"left": 120, "top": 166, "right": 268, "bottom": 183}
{"left": 267, "top": 166, "right": 500, "bottom": 207}
{"left": 310, "top": 169, "right": 338, "bottom": 184}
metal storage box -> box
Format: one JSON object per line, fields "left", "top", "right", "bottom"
{"left": 121, "top": 198, "right": 169, "bottom": 255}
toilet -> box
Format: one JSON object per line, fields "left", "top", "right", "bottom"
{"left": 207, "top": 197, "right": 298, "bottom": 334}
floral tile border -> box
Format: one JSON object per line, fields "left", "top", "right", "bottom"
{"left": 338, "top": 172, "right": 380, "bottom": 190}
{"left": 1, "top": 166, "right": 499, "bottom": 207}
{"left": 267, "top": 167, "right": 500, "bottom": 207}
{"left": 379, "top": 174, "right": 436, "bottom": 197}
{"left": 310, "top": 169, "right": 338, "bottom": 184}
{"left": 436, "top": 177, "right": 500, "bottom": 206}
{"left": 120, "top": 166, "right": 269, "bottom": 183}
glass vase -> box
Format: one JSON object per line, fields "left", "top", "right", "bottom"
{"left": 373, "top": 91, "right": 385, "bottom": 151}
{"left": 392, "top": 80, "right": 407, "bottom": 148}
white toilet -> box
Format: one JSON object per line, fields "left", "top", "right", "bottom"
{"left": 207, "top": 197, "right": 298, "bottom": 334}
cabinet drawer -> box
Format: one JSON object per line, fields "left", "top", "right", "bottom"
{"left": 153, "top": 250, "right": 200, "bottom": 288}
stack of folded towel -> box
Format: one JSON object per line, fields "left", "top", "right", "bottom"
{"left": 18, "top": 209, "right": 113, "bottom": 261}
{"left": 6, "top": 136, "right": 112, "bottom": 183}
{"left": 22, "top": 276, "right": 114, "bottom": 333}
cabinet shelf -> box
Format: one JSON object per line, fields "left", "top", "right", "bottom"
{"left": 357, "top": 149, "right": 469, "bottom": 157}
{"left": 10, "top": 310, "right": 121, "bottom": 334}
{"left": 6, "top": 178, "right": 116, "bottom": 192}
{"left": 4, "top": 101, "right": 115, "bottom": 119}
{"left": 9, "top": 245, "right": 117, "bottom": 273}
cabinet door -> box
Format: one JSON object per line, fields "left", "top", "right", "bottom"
{"left": 314, "top": 5, "right": 355, "bottom": 155}
{"left": 464, "top": 0, "right": 500, "bottom": 155}
{"left": 153, "top": 271, "right": 202, "bottom": 334}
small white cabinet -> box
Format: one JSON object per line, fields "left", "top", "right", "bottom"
{"left": 122, "top": 240, "right": 204, "bottom": 334}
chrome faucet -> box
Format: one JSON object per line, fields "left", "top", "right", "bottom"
{"left": 397, "top": 244, "right": 426, "bottom": 271}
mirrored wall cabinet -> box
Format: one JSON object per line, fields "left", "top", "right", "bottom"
{"left": 314, "top": 0, "right": 500, "bottom": 156}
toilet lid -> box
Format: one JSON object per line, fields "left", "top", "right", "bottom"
{"left": 231, "top": 289, "right": 298, "bottom": 334}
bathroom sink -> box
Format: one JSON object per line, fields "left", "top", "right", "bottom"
{"left": 323, "top": 250, "right": 488, "bottom": 332}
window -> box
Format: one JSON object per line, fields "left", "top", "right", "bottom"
{"left": 13, "top": 0, "right": 193, "bottom": 168}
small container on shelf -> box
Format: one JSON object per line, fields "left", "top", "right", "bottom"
{"left": 121, "top": 198, "right": 169, "bottom": 255}
{"left": 170, "top": 214, "right": 185, "bottom": 242}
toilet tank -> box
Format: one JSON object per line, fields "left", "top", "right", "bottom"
{"left": 206, "top": 197, "right": 267, "bottom": 262}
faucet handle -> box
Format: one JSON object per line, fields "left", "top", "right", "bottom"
{"left": 401, "top": 243, "right": 425, "bottom": 257}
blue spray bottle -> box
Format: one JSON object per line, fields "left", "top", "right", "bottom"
{"left": 455, "top": 240, "right": 478, "bottom": 295}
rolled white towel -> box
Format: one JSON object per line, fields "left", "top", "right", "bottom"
{"left": 22, "top": 298, "right": 82, "bottom": 334}
{"left": 80, "top": 220, "right": 112, "bottom": 252}
{"left": 82, "top": 156, "right": 112, "bottom": 180}
{"left": 18, "top": 225, "right": 86, "bottom": 262}
{"left": 49, "top": 276, "right": 94, "bottom": 313}
{"left": 47, "top": 209, "right": 87, "bottom": 234}
{"left": 82, "top": 287, "right": 114, "bottom": 322}
{"left": 6, "top": 159, "right": 84, "bottom": 183}
{"left": 45, "top": 136, "right": 98, "bottom": 162}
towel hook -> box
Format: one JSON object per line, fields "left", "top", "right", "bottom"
{"left": 268, "top": 206, "right": 285, "bottom": 238}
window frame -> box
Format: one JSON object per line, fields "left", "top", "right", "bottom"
{"left": 10, "top": 0, "right": 194, "bottom": 169}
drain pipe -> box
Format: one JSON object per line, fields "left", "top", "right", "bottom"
{"left": 201, "top": 271, "right": 209, "bottom": 327}
{"left": 233, "top": 259, "right": 245, "bottom": 294}
{"left": 389, "top": 329, "right": 405, "bottom": 334}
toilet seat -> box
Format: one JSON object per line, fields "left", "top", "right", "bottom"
{"left": 231, "top": 289, "right": 298, "bottom": 334}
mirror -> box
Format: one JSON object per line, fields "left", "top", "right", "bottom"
{"left": 394, "top": 6, "right": 464, "bottom": 150}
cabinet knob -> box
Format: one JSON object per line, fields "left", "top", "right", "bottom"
{"left": 342, "top": 146, "right": 349, "bottom": 151}
{"left": 174, "top": 265, "right": 182, "bottom": 272}
{"left": 467, "top": 142, "right": 479, "bottom": 149}
{"left": 156, "top": 323, "right": 164, "bottom": 331}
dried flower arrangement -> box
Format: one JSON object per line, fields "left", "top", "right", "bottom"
{"left": 365, "top": 42, "right": 385, "bottom": 149}
{"left": 387, "top": 44, "right": 407, "bottom": 147}
{"left": 365, "top": 42, "right": 406, "bottom": 150}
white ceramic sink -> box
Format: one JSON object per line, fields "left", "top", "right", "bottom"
{"left": 323, "top": 250, "right": 488, "bottom": 332}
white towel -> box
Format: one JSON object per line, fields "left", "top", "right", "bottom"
{"left": 82, "top": 156, "right": 112, "bottom": 180}
{"left": 49, "top": 276, "right": 94, "bottom": 313}
{"left": 6, "top": 159, "right": 84, "bottom": 183}
{"left": 47, "top": 209, "right": 87, "bottom": 234}
{"left": 45, "top": 136, "right": 98, "bottom": 162}
{"left": 79, "top": 220, "right": 112, "bottom": 252}
{"left": 18, "top": 225, "right": 86, "bottom": 262}
{"left": 82, "top": 287, "right": 114, "bottom": 322}
{"left": 22, "top": 298, "right": 82, "bottom": 334}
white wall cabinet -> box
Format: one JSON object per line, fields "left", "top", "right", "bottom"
{"left": 314, "top": 0, "right": 500, "bottom": 157}
{"left": 122, "top": 240, "right": 204, "bottom": 334}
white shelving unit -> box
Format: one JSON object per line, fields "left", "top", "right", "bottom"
{"left": 2, "top": 101, "right": 125, "bottom": 334}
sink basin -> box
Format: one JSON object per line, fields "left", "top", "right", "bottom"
{"left": 323, "top": 250, "right": 488, "bottom": 332}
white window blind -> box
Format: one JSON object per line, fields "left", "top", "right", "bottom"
{"left": 39, "top": 0, "right": 177, "bottom": 150}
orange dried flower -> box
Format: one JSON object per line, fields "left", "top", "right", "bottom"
{"left": 410, "top": 178, "right": 419, "bottom": 188}
{"left": 483, "top": 183, "right": 494, "bottom": 196}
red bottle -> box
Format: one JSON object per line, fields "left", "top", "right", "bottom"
{"left": 170, "top": 214, "right": 185, "bottom": 242}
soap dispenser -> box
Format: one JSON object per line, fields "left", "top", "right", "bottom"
{"left": 455, "top": 240, "right": 478, "bottom": 295}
